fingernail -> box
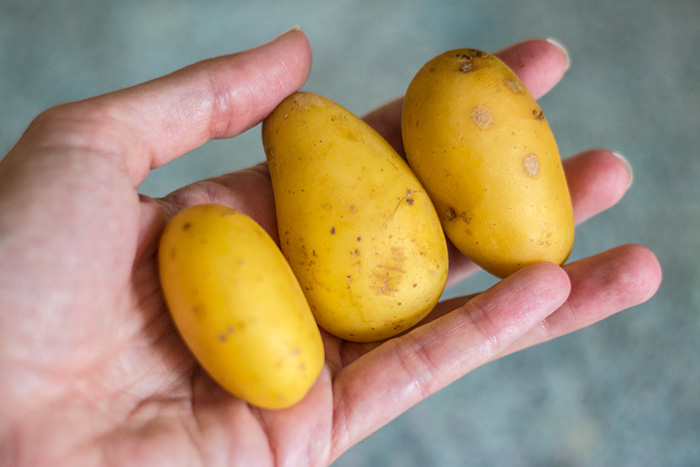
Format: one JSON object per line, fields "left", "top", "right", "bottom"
{"left": 612, "top": 151, "right": 634, "bottom": 190}
{"left": 546, "top": 38, "right": 571, "bottom": 72}
{"left": 274, "top": 25, "right": 301, "bottom": 40}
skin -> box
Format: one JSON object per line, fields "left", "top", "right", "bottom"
{"left": 0, "top": 29, "right": 661, "bottom": 466}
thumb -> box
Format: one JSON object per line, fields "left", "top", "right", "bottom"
{"left": 12, "top": 27, "right": 312, "bottom": 188}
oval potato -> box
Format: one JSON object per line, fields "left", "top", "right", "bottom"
{"left": 402, "top": 48, "right": 574, "bottom": 278}
{"left": 262, "top": 92, "right": 448, "bottom": 342}
{"left": 158, "top": 204, "right": 324, "bottom": 409}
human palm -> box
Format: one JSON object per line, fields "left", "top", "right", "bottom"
{"left": 0, "top": 30, "right": 661, "bottom": 466}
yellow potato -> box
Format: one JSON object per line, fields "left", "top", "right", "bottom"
{"left": 158, "top": 204, "right": 324, "bottom": 409}
{"left": 402, "top": 48, "right": 574, "bottom": 278}
{"left": 262, "top": 92, "right": 448, "bottom": 342}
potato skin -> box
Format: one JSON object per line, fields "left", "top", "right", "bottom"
{"left": 402, "top": 48, "right": 574, "bottom": 278}
{"left": 262, "top": 92, "right": 448, "bottom": 342}
{"left": 158, "top": 204, "right": 324, "bottom": 409}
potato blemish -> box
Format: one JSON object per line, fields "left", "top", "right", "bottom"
{"left": 523, "top": 153, "right": 540, "bottom": 178}
{"left": 470, "top": 105, "right": 494, "bottom": 130}
{"left": 505, "top": 77, "right": 525, "bottom": 94}
{"left": 370, "top": 247, "right": 407, "bottom": 296}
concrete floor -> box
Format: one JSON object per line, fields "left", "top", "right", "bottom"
{"left": 2, "top": 0, "right": 699, "bottom": 465}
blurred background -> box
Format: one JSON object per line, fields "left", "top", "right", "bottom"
{"left": 2, "top": 0, "right": 698, "bottom": 465}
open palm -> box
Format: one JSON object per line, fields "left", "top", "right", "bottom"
{"left": 0, "top": 30, "right": 661, "bottom": 466}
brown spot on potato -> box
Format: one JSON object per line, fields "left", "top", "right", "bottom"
{"left": 370, "top": 247, "right": 406, "bottom": 296}
{"left": 459, "top": 49, "right": 487, "bottom": 59}
{"left": 470, "top": 105, "right": 494, "bottom": 130}
{"left": 330, "top": 226, "right": 336, "bottom": 234}
{"left": 217, "top": 326, "right": 236, "bottom": 343}
{"left": 445, "top": 207, "right": 471, "bottom": 223}
{"left": 523, "top": 153, "right": 540, "bottom": 178}
{"left": 505, "top": 77, "right": 525, "bottom": 94}
{"left": 183, "top": 222, "right": 192, "bottom": 231}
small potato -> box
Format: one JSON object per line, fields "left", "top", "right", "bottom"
{"left": 402, "top": 48, "right": 575, "bottom": 278}
{"left": 158, "top": 204, "right": 324, "bottom": 409}
{"left": 262, "top": 92, "right": 448, "bottom": 342}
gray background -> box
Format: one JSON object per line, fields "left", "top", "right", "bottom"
{"left": 2, "top": 1, "right": 698, "bottom": 466}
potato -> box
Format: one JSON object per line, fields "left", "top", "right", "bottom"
{"left": 401, "top": 48, "right": 574, "bottom": 278}
{"left": 158, "top": 204, "right": 324, "bottom": 409}
{"left": 262, "top": 92, "right": 448, "bottom": 342}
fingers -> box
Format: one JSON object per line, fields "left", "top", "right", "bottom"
{"left": 436, "top": 244, "right": 662, "bottom": 359}
{"left": 445, "top": 148, "right": 634, "bottom": 285}
{"left": 496, "top": 244, "right": 662, "bottom": 358}
{"left": 364, "top": 38, "right": 570, "bottom": 155}
{"left": 16, "top": 28, "right": 312, "bottom": 188}
{"left": 565, "top": 149, "right": 633, "bottom": 224}
{"left": 330, "top": 262, "right": 570, "bottom": 461}
{"left": 495, "top": 38, "right": 570, "bottom": 100}
{"left": 331, "top": 244, "right": 660, "bottom": 460}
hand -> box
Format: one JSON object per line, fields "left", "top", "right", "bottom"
{"left": 0, "top": 29, "right": 661, "bottom": 466}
